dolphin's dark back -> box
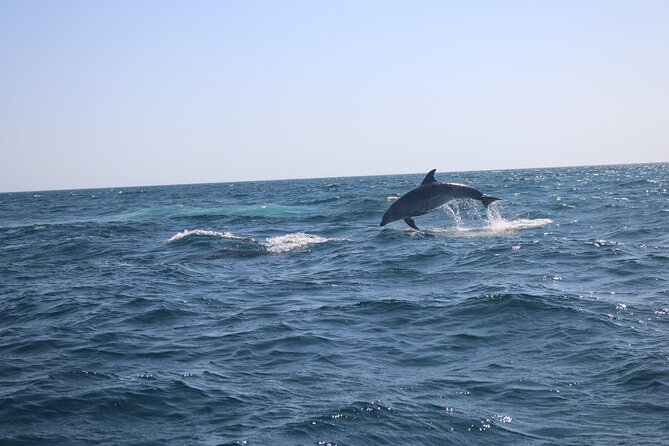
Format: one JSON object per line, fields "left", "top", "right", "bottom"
{"left": 380, "top": 170, "right": 500, "bottom": 228}
{"left": 390, "top": 183, "right": 483, "bottom": 215}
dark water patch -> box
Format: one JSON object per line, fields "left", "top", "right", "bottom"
{"left": 205, "top": 247, "right": 266, "bottom": 259}
{"left": 121, "top": 305, "right": 199, "bottom": 326}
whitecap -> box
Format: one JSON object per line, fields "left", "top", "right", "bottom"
{"left": 263, "top": 232, "right": 332, "bottom": 253}
{"left": 167, "top": 229, "right": 337, "bottom": 254}
{"left": 167, "top": 229, "right": 250, "bottom": 243}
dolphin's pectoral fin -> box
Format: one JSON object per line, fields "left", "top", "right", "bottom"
{"left": 404, "top": 217, "right": 420, "bottom": 230}
{"left": 420, "top": 169, "right": 438, "bottom": 186}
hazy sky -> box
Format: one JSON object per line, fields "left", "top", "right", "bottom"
{"left": 1, "top": 0, "right": 668, "bottom": 192}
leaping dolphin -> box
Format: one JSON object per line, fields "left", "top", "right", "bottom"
{"left": 380, "top": 169, "right": 500, "bottom": 230}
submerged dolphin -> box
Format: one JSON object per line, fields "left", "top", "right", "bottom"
{"left": 380, "top": 169, "right": 500, "bottom": 230}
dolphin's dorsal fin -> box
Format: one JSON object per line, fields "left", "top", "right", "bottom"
{"left": 421, "top": 169, "right": 438, "bottom": 186}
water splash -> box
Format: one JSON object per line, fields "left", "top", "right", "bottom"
{"left": 485, "top": 205, "right": 553, "bottom": 233}
{"left": 431, "top": 202, "right": 552, "bottom": 236}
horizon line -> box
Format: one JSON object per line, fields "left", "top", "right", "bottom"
{"left": 2, "top": 161, "right": 667, "bottom": 195}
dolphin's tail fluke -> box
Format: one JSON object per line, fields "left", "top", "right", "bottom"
{"left": 482, "top": 196, "right": 500, "bottom": 207}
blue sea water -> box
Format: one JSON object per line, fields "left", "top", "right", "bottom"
{"left": 1, "top": 164, "right": 668, "bottom": 445}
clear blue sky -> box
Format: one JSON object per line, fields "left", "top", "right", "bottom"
{"left": 1, "top": 0, "right": 667, "bottom": 192}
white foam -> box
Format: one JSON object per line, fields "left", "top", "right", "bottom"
{"left": 263, "top": 232, "right": 331, "bottom": 253}
{"left": 429, "top": 205, "right": 552, "bottom": 237}
{"left": 429, "top": 218, "right": 552, "bottom": 237}
{"left": 483, "top": 205, "right": 552, "bottom": 233}
{"left": 486, "top": 217, "right": 554, "bottom": 232}
{"left": 167, "top": 229, "right": 249, "bottom": 243}
{"left": 167, "top": 229, "right": 337, "bottom": 253}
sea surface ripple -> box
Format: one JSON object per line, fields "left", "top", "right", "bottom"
{"left": 1, "top": 164, "right": 668, "bottom": 445}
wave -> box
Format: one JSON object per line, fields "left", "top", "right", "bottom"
{"left": 167, "top": 229, "right": 251, "bottom": 243}
{"left": 264, "top": 233, "right": 332, "bottom": 253}
{"left": 167, "top": 229, "right": 337, "bottom": 254}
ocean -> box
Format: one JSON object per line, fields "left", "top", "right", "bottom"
{"left": 1, "top": 164, "right": 667, "bottom": 445}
